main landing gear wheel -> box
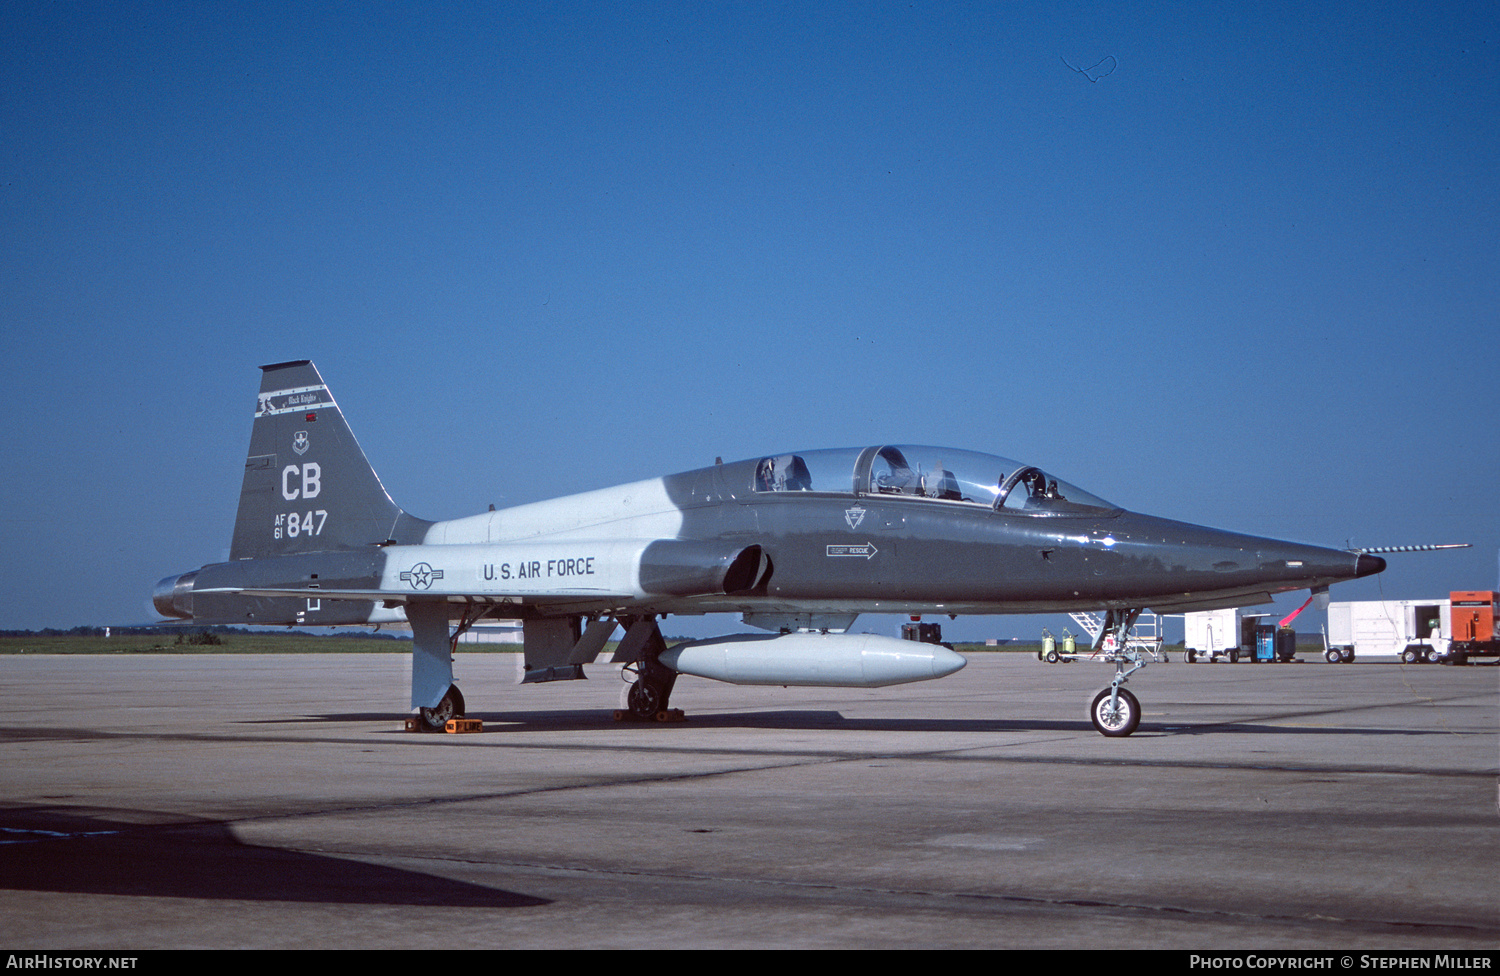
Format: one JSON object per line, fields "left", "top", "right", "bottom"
{"left": 1090, "top": 687, "right": 1141, "bottom": 738}
{"left": 418, "top": 684, "right": 466, "bottom": 731}
{"left": 627, "top": 679, "right": 665, "bottom": 721}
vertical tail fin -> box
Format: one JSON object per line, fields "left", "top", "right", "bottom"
{"left": 228, "top": 361, "right": 430, "bottom": 560}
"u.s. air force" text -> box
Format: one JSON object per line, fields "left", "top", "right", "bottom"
{"left": 483, "top": 558, "right": 595, "bottom": 580}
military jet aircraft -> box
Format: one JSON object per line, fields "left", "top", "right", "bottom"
{"left": 153, "top": 361, "right": 1386, "bottom": 737}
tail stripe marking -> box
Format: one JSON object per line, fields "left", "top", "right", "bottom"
{"left": 257, "top": 384, "right": 335, "bottom": 417}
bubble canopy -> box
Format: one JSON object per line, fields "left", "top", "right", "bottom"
{"left": 750, "top": 445, "right": 1119, "bottom": 515}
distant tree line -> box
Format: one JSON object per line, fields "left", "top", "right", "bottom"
{"left": 0, "top": 625, "right": 116, "bottom": 638}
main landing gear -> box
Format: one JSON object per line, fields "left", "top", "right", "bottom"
{"left": 615, "top": 616, "right": 682, "bottom": 722}
{"left": 1089, "top": 608, "right": 1146, "bottom": 737}
{"left": 407, "top": 601, "right": 481, "bottom": 732}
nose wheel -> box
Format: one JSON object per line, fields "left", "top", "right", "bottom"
{"left": 1090, "top": 686, "right": 1140, "bottom": 737}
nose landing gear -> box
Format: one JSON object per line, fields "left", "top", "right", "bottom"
{"left": 1089, "top": 609, "right": 1147, "bottom": 737}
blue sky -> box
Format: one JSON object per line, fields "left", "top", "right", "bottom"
{"left": 2, "top": 2, "right": 1495, "bottom": 639}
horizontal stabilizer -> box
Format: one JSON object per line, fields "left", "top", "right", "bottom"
{"left": 192, "top": 585, "right": 634, "bottom": 607}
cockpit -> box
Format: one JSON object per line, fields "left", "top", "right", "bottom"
{"left": 750, "top": 445, "right": 1118, "bottom": 515}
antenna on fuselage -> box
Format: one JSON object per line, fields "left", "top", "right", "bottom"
{"left": 1344, "top": 543, "right": 1470, "bottom": 554}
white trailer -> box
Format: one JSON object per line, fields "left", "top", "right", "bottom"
{"left": 1183, "top": 608, "right": 1242, "bottom": 662}
{"left": 1181, "top": 609, "right": 1285, "bottom": 662}
{"left": 1323, "top": 598, "right": 1450, "bottom": 664}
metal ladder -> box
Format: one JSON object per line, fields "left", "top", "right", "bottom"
{"left": 1068, "top": 611, "right": 1168, "bottom": 661}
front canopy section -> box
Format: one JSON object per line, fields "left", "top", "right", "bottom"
{"left": 749, "top": 445, "right": 1119, "bottom": 516}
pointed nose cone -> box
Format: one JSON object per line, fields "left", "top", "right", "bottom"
{"left": 930, "top": 646, "right": 968, "bottom": 679}
{"left": 1091, "top": 512, "right": 1391, "bottom": 607}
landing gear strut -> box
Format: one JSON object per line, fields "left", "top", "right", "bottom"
{"left": 1089, "top": 608, "right": 1146, "bottom": 737}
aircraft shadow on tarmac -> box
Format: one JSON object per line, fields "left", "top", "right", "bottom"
{"left": 255, "top": 709, "right": 1450, "bottom": 739}
{"left": 0, "top": 805, "right": 548, "bottom": 908}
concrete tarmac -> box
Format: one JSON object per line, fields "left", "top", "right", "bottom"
{"left": 0, "top": 652, "right": 1495, "bottom": 949}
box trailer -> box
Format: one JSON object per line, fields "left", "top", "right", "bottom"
{"left": 1183, "top": 608, "right": 1242, "bottom": 663}
{"left": 1182, "top": 609, "right": 1292, "bottom": 663}
{"left": 1323, "top": 598, "right": 1449, "bottom": 663}
{"left": 1324, "top": 592, "right": 1499, "bottom": 664}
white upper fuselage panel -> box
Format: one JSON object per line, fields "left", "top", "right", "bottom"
{"left": 422, "top": 477, "right": 685, "bottom": 546}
